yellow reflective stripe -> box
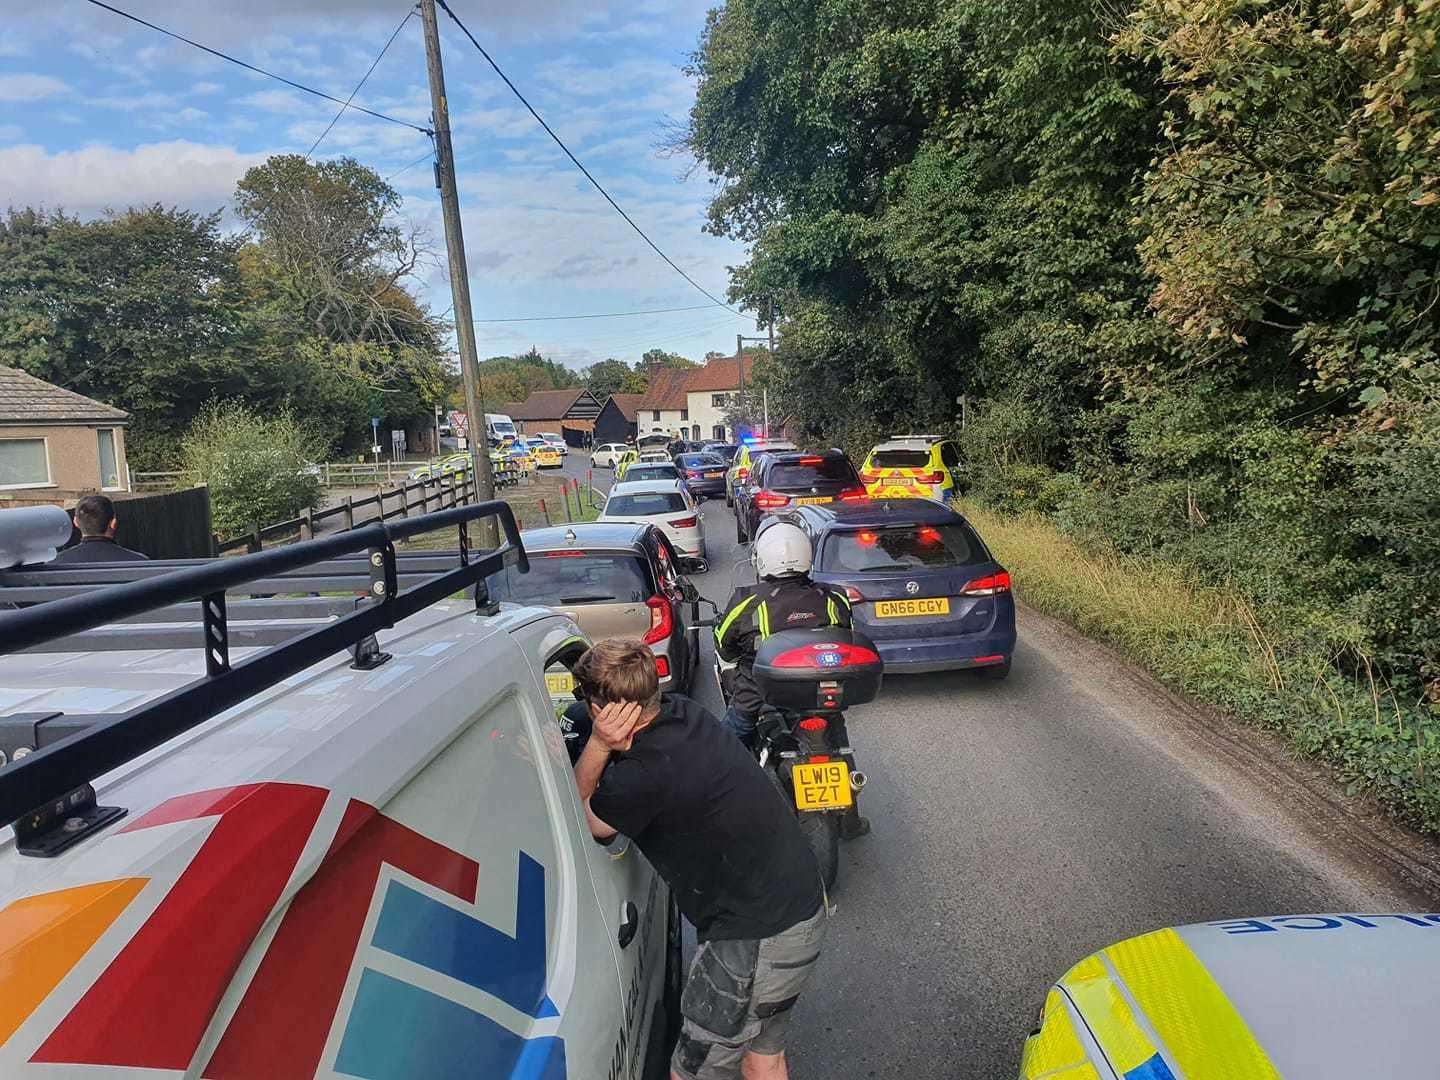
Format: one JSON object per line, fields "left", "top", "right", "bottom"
{"left": 1020, "top": 989, "right": 1100, "bottom": 1080}
{"left": 1104, "top": 929, "right": 1280, "bottom": 1080}
{"left": 826, "top": 597, "right": 838, "bottom": 622}
{"left": 1059, "top": 955, "right": 1156, "bottom": 1075}
{"left": 757, "top": 601, "right": 771, "bottom": 637}
{"left": 714, "top": 594, "right": 755, "bottom": 646}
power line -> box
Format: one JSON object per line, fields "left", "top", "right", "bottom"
{"left": 306, "top": 10, "right": 418, "bottom": 159}
{"left": 80, "top": 0, "right": 432, "bottom": 137}
{"left": 435, "top": 0, "right": 743, "bottom": 316}
{"left": 476, "top": 304, "right": 721, "bottom": 323}
{"left": 386, "top": 148, "right": 437, "bottom": 182}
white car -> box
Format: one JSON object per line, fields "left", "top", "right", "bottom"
{"left": 0, "top": 503, "right": 680, "bottom": 1079}
{"left": 600, "top": 479, "right": 706, "bottom": 569}
{"left": 592, "top": 442, "right": 629, "bottom": 469}
{"left": 638, "top": 449, "right": 672, "bottom": 465}
{"left": 536, "top": 431, "right": 568, "bottom": 455}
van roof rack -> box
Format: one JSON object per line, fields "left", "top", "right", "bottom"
{"left": 0, "top": 501, "right": 527, "bottom": 846}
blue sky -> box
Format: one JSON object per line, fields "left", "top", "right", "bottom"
{"left": 0, "top": 0, "right": 757, "bottom": 370}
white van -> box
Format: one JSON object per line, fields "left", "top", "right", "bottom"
{"left": 0, "top": 504, "right": 680, "bottom": 1079}
{"left": 486, "top": 412, "right": 519, "bottom": 443}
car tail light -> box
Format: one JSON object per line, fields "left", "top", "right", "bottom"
{"left": 916, "top": 470, "right": 946, "bottom": 485}
{"left": 772, "top": 642, "right": 881, "bottom": 668}
{"left": 755, "top": 491, "right": 791, "bottom": 510}
{"left": 669, "top": 516, "right": 698, "bottom": 528}
{"left": 961, "top": 571, "right": 1011, "bottom": 596}
{"left": 917, "top": 526, "right": 941, "bottom": 545}
{"left": 860, "top": 470, "right": 878, "bottom": 483}
{"left": 973, "top": 655, "right": 1005, "bottom": 665}
{"left": 643, "top": 595, "right": 673, "bottom": 644}
{"left": 686, "top": 469, "right": 703, "bottom": 479}
{"left": 654, "top": 654, "right": 671, "bottom": 678}
{"left": 838, "top": 487, "right": 868, "bottom": 502}
{"left": 736, "top": 467, "right": 749, "bottom": 481}
{"left": 798, "top": 716, "right": 828, "bottom": 732}
{"left": 855, "top": 530, "right": 878, "bottom": 547}
{"left": 844, "top": 586, "right": 865, "bottom": 603}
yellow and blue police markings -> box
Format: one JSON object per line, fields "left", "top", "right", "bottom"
{"left": 1022, "top": 927, "right": 1280, "bottom": 1080}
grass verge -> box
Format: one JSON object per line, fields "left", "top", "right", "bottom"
{"left": 962, "top": 502, "right": 1440, "bottom": 834}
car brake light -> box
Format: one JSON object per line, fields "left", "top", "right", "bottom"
{"left": 916, "top": 470, "right": 946, "bottom": 485}
{"left": 961, "top": 571, "right": 1011, "bottom": 596}
{"left": 917, "top": 526, "right": 941, "bottom": 545}
{"left": 654, "top": 654, "right": 671, "bottom": 678}
{"left": 838, "top": 487, "right": 868, "bottom": 502}
{"left": 772, "top": 642, "right": 881, "bottom": 668}
{"left": 543, "top": 550, "right": 588, "bottom": 558}
{"left": 686, "top": 469, "right": 702, "bottom": 479}
{"left": 669, "top": 516, "right": 698, "bottom": 528}
{"left": 643, "top": 595, "right": 673, "bottom": 644}
{"left": 844, "top": 586, "right": 865, "bottom": 603}
{"left": 798, "top": 716, "right": 828, "bottom": 732}
{"left": 755, "top": 491, "right": 791, "bottom": 510}
{"left": 798, "top": 456, "right": 824, "bottom": 465}
{"left": 737, "top": 467, "right": 749, "bottom": 480}
{"left": 856, "top": 530, "right": 878, "bottom": 547}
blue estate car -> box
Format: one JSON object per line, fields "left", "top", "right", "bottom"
{"left": 774, "top": 498, "right": 1017, "bottom": 677}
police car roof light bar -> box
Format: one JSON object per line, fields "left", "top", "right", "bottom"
{"left": 0, "top": 501, "right": 528, "bottom": 827}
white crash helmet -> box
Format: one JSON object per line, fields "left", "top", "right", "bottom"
{"left": 752, "top": 521, "right": 812, "bottom": 579}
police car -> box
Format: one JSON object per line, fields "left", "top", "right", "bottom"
{"left": 1021, "top": 914, "right": 1440, "bottom": 1079}
{"left": 0, "top": 503, "right": 681, "bottom": 1079}
{"left": 860, "top": 435, "right": 964, "bottom": 506}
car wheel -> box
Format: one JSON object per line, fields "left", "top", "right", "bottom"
{"left": 981, "top": 658, "right": 1012, "bottom": 681}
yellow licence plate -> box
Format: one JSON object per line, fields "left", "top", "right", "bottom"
{"left": 792, "top": 761, "right": 853, "bottom": 811}
{"left": 795, "top": 496, "right": 833, "bottom": 506}
{"left": 874, "top": 597, "right": 951, "bottom": 618}
{"left": 545, "top": 672, "right": 575, "bottom": 696}
{"left": 705, "top": 471, "right": 724, "bottom": 479}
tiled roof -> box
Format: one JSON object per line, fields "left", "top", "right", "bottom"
{"left": 637, "top": 368, "right": 691, "bottom": 411}
{"left": 605, "top": 393, "right": 645, "bottom": 422}
{"left": 0, "top": 366, "right": 129, "bottom": 424}
{"left": 505, "top": 388, "right": 600, "bottom": 421}
{"left": 684, "top": 355, "right": 754, "bottom": 393}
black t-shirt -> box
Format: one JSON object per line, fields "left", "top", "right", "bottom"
{"left": 51, "top": 536, "right": 148, "bottom": 564}
{"left": 590, "top": 693, "right": 824, "bottom": 941}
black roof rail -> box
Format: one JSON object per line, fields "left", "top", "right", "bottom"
{"left": 0, "top": 501, "right": 528, "bottom": 834}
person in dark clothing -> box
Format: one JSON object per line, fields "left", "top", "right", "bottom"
{"left": 51, "top": 494, "right": 147, "bottom": 564}
{"left": 571, "top": 639, "right": 827, "bottom": 1080}
{"left": 714, "top": 521, "right": 850, "bottom": 742}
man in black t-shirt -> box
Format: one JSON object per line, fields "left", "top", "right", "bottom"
{"left": 571, "top": 640, "right": 827, "bottom": 1080}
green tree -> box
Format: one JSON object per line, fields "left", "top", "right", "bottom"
{"left": 181, "top": 400, "right": 324, "bottom": 537}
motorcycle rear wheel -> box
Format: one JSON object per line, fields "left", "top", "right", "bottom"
{"left": 797, "top": 809, "right": 840, "bottom": 890}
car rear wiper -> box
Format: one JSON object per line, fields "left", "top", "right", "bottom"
{"left": 558, "top": 594, "right": 618, "bottom": 603}
{"left": 856, "top": 563, "right": 915, "bottom": 572}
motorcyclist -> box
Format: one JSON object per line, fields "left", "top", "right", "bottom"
{"left": 715, "top": 520, "right": 869, "bottom": 837}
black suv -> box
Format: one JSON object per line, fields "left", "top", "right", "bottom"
{"left": 734, "top": 449, "right": 867, "bottom": 543}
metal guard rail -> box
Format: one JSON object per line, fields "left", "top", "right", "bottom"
{"left": 0, "top": 500, "right": 528, "bottom": 827}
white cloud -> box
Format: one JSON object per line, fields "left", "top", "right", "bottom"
{"left": 0, "top": 140, "right": 271, "bottom": 216}
{"left": 236, "top": 89, "right": 313, "bottom": 113}
{"left": 0, "top": 125, "right": 23, "bottom": 143}
{"left": 0, "top": 73, "right": 69, "bottom": 102}
{"left": 191, "top": 81, "right": 224, "bottom": 95}
{"left": 88, "top": 92, "right": 182, "bottom": 111}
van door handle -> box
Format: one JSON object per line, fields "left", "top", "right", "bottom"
{"left": 617, "top": 901, "right": 639, "bottom": 948}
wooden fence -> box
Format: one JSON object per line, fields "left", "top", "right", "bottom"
{"left": 133, "top": 460, "right": 431, "bottom": 493}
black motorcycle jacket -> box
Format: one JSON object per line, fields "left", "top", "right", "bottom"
{"left": 715, "top": 574, "right": 852, "bottom": 719}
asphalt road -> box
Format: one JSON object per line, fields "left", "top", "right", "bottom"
{"left": 563, "top": 456, "right": 1434, "bottom": 1079}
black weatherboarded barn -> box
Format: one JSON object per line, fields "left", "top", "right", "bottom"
{"left": 592, "top": 393, "right": 643, "bottom": 446}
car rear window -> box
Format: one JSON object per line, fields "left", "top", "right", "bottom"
{"left": 768, "top": 456, "right": 859, "bottom": 486}
{"left": 606, "top": 492, "right": 688, "bottom": 516}
{"left": 820, "top": 523, "right": 986, "bottom": 572}
{"left": 626, "top": 466, "right": 680, "bottom": 483}
{"left": 870, "top": 449, "right": 933, "bottom": 469}
{"left": 488, "top": 554, "right": 651, "bottom": 605}
{"left": 679, "top": 454, "right": 725, "bottom": 468}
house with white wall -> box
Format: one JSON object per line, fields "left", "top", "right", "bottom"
{"left": 635, "top": 367, "right": 691, "bottom": 439}
{"left": 683, "top": 355, "right": 754, "bottom": 443}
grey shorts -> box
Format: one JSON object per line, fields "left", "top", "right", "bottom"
{"left": 671, "top": 904, "right": 828, "bottom": 1080}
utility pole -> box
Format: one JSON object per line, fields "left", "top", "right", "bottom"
{"left": 420, "top": 0, "right": 496, "bottom": 536}
{"left": 737, "top": 330, "right": 769, "bottom": 437}
{"left": 766, "top": 300, "right": 775, "bottom": 436}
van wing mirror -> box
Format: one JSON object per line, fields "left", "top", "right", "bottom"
{"left": 691, "top": 595, "right": 719, "bottom": 627}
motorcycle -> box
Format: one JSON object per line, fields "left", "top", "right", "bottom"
{"left": 714, "top": 627, "right": 882, "bottom": 889}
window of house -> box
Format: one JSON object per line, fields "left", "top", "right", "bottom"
{"left": 711, "top": 393, "right": 731, "bottom": 408}
{"left": 0, "top": 438, "right": 51, "bottom": 489}
{"left": 652, "top": 410, "right": 661, "bottom": 421}
{"left": 97, "top": 428, "right": 121, "bottom": 489}
{"left": 680, "top": 408, "right": 689, "bottom": 421}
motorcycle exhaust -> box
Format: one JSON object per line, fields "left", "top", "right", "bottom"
{"left": 849, "top": 770, "right": 867, "bottom": 792}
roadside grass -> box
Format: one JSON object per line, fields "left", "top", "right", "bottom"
{"left": 400, "top": 471, "right": 600, "bottom": 551}
{"left": 962, "top": 502, "right": 1440, "bottom": 834}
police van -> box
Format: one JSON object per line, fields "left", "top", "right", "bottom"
{"left": 0, "top": 502, "right": 680, "bottom": 1079}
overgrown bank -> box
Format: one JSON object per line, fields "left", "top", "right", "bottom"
{"left": 963, "top": 502, "right": 1440, "bottom": 834}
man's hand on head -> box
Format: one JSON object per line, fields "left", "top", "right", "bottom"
{"left": 591, "top": 700, "right": 644, "bottom": 752}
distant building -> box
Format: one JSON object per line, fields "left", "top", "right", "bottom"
{"left": 0, "top": 366, "right": 131, "bottom": 504}
{"left": 635, "top": 368, "right": 691, "bottom": 439}
{"left": 684, "top": 354, "right": 755, "bottom": 443}
{"left": 592, "top": 393, "right": 644, "bottom": 446}
{"left": 504, "top": 389, "right": 602, "bottom": 445}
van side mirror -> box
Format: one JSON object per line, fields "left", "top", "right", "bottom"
{"left": 691, "top": 595, "right": 719, "bottom": 627}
